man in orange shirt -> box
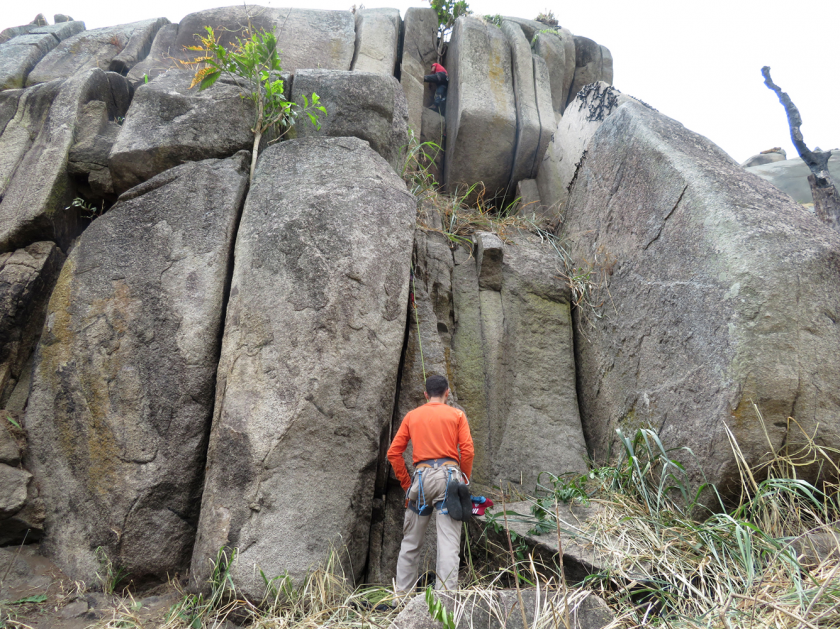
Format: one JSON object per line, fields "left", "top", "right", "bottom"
{"left": 387, "top": 374, "right": 474, "bottom": 592}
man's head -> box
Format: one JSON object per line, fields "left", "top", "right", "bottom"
{"left": 425, "top": 375, "right": 449, "bottom": 399}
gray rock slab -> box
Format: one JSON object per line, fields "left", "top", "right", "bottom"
{"left": 67, "top": 100, "right": 121, "bottom": 199}
{"left": 568, "top": 36, "right": 610, "bottom": 103}
{"left": 391, "top": 588, "right": 613, "bottom": 629}
{"left": 0, "top": 89, "right": 21, "bottom": 134}
{"left": 0, "top": 463, "right": 30, "bottom": 518}
{"left": 0, "top": 69, "right": 133, "bottom": 252}
{"left": 536, "top": 82, "right": 638, "bottom": 214}
{"left": 351, "top": 8, "right": 400, "bottom": 75}
{"left": 0, "top": 424, "right": 21, "bottom": 466}
{"left": 128, "top": 7, "right": 355, "bottom": 83}
{"left": 746, "top": 153, "right": 840, "bottom": 204}
{"left": 24, "top": 152, "right": 249, "bottom": 583}
{"left": 515, "top": 178, "right": 543, "bottom": 218}
{"left": 291, "top": 69, "right": 409, "bottom": 172}
{"left": 109, "top": 69, "right": 254, "bottom": 194}
{"left": 741, "top": 152, "right": 786, "bottom": 168}
{"left": 54, "top": 15, "right": 74, "bottom": 24}
{"left": 400, "top": 7, "right": 438, "bottom": 136}
{"left": 532, "top": 55, "right": 554, "bottom": 178}
{"left": 190, "top": 137, "right": 415, "bottom": 598}
{"left": 420, "top": 107, "right": 446, "bottom": 184}
{"left": 0, "top": 25, "right": 38, "bottom": 46}
{"left": 445, "top": 16, "right": 516, "bottom": 199}
{"left": 533, "top": 30, "right": 566, "bottom": 121}
{"left": 564, "top": 100, "right": 840, "bottom": 497}
{"left": 0, "top": 242, "right": 65, "bottom": 405}
{"left": 0, "top": 23, "right": 85, "bottom": 90}
{"left": 501, "top": 21, "right": 542, "bottom": 192}
{"left": 451, "top": 234, "right": 587, "bottom": 489}
{"left": 26, "top": 20, "right": 166, "bottom": 85}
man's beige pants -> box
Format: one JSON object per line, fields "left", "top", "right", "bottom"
{"left": 395, "top": 466, "right": 462, "bottom": 592}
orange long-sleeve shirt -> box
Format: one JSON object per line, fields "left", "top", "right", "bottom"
{"left": 387, "top": 402, "right": 474, "bottom": 491}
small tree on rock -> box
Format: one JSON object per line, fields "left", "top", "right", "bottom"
{"left": 429, "top": 0, "right": 471, "bottom": 62}
{"left": 762, "top": 66, "right": 840, "bottom": 230}
{"left": 185, "top": 26, "right": 326, "bottom": 183}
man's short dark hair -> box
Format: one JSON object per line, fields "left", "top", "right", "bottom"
{"left": 425, "top": 375, "right": 449, "bottom": 397}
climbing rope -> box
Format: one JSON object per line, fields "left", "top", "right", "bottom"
{"left": 410, "top": 263, "right": 427, "bottom": 382}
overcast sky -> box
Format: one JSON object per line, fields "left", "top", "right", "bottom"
{"left": 3, "top": 0, "right": 837, "bottom": 163}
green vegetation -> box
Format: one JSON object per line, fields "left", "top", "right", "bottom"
{"left": 95, "top": 546, "right": 128, "bottom": 595}
{"left": 424, "top": 587, "right": 456, "bottom": 629}
{"left": 65, "top": 196, "right": 105, "bottom": 220}
{"left": 535, "top": 9, "right": 558, "bottom": 27}
{"left": 185, "top": 26, "right": 326, "bottom": 183}
{"left": 428, "top": 0, "right": 471, "bottom": 61}
{"left": 483, "top": 14, "right": 503, "bottom": 27}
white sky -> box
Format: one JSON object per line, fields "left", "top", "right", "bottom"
{"left": 3, "top": 0, "right": 838, "bottom": 163}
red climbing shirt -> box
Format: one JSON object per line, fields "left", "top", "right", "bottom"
{"left": 387, "top": 402, "right": 474, "bottom": 491}
{"left": 430, "top": 63, "right": 447, "bottom": 75}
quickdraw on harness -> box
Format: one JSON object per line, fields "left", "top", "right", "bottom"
{"left": 406, "top": 458, "right": 468, "bottom": 516}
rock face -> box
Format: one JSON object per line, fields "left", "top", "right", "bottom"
{"left": 532, "top": 27, "right": 576, "bottom": 117}
{"left": 741, "top": 151, "right": 786, "bottom": 168}
{"left": 0, "top": 242, "right": 65, "bottom": 406}
{"left": 501, "top": 21, "right": 543, "bottom": 189}
{"left": 450, "top": 233, "right": 587, "bottom": 488}
{"left": 351, "top": 8, "right": 400, "bottom": 75}
{"left": 746, "top": 153, "right": 840, "bottom": 204}
{"left": 563, "top": 101, "right": 840, "bottom": 496}
{"left": 399, "top": 8, "right": 438, "bottom": 136}
{"left": 25, "top": 20, "right": 168, "bottom": 85}
{"left": 190, "top": 137, "right": 415, "bottom": 598}
{"left": 445, "top": 17, "right": 516, "bottom": 198}
{"left": 68, "top": 101, "right": 122, "bottom": 201}
{"left": 0, "top": 68, "right": 133, "bottom": 252}
{"left": 127, "top": 7, "right": 355, "bottom": 83}
{"left": 292, "top": 70, "right": 409, "bottom": 172}
{"left": 568, "top": 37, "right": 613, "bottom": 103}
{"left": 25, "top": 153, "right": 249, "bottom": 582}
{"left": 0, "top": 22, "right": 85, "bottom": 90}
{"left": 109, "top": 69, "right": 254, "bottom": 194}
{"left": 391, "top": 589, "right": 613, "bottom": 629}
{"left": 420, "top": 108, "right": 446, "bottom": 184}
{"left": 537, "top": 82, "right": 638, "bottom": 214}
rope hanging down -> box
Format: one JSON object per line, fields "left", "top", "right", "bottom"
{"left": 409, "top": 264, "right": 426, "bottom": 382}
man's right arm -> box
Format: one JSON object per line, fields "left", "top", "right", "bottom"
{"left": 457, "top": 412, "right": 475, "bottom": 480}
{"left": 387, "top": 417, "right": 412, "bottom": 491}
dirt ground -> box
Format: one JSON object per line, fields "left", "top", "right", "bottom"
{"left": 0, "top": 544, "right": 182, "bottom": 629}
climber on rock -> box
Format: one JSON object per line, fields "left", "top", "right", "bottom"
{"left": 387, "top": 374, "right": 474, "bottom": 593}
{"left": 424, "top": 63, "right": 449, "bottom": 114}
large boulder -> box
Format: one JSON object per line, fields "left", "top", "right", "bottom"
{"left": 0, "top": 242, "right": 65, "bottom": 406}
{"left": 127, "top": 7, "right": 355, "bottom": 83}
{"left": 24, "top": 152, "right": 250, "bottom": 582}
{"left": 351, "top": 8, "right": 400, "bottom": 75}
{"left": 563, "top": 100, "right": 840, "bottom": 496}
{"left": 0, "top": 22, "right": 85, "bottom": 90}
{"left": 746, "top": 153, "right": 840, "bottom": 204}
{"left": 741, "top": 149, "right": 786, "bottom": 168}
{"left": 445, "top": 16, "right": 516, "bottom": 198}
{"left": 399, "top": 8, "right": 438, "bottom": 137}
{"left": 568, "top": 36, "right": 612, "bottom": 103}
{"left": 109, "top": 69, "right": 254, "bottom": 194}
{"left": 536, "top": 82, "right": 639, "bottom": 215}
{"left": 67, "top": 100, "right": 122, "bottom": 201}
{"left": 0, "top": 68, "right": 133, "bottom": 252}
{"left": 501, "top": 21, "right": 543, "bottom": 190}
{"left": 26, "top": 20, "right": 168, "bottom": 86}
{"left": 190, "top": 137, "right": 415, "bottom": 598}
{"left": 450, "top": 233, "right": 587, "bottom": 488}
{"left": 291, "top": 69, "right": 409, "bottom": 172}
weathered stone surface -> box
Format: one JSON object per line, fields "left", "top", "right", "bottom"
{"left": 419, "top": 107, "right": 446, "bottom": 184}
{"left": 746, "top": 153, "right": 840, "bottom": 204}
{"left": 564, "top": 101, "right": 840, "bottom": 496}
{"left": 0, "top": 69, "right": 133, "bottom": 252}
{"left": 742, "top": 152, "right": 786, "bottom": 168}
{"left": 191, "top": 137, "right": 415, "bottom": 598}
{"left": 367, "top": 227, "right": 455, "bottom": 584}
{"left": 109, "top": 69, "right": 253, "bottom": 194}
{"left": 445, "top": 16, "right": 516, "bottom": 198}
{"left": 0, "top": 90, "right": 21, "bottom": 134}
{"left": 0, "top": 463, "right": 30, "bottom": 518}
{"left": 451, "top": 234, "right": 587, "bottom": 489}
{"left": 0, "top": 25, "right": 37, "bottom": 47}
{"left": 0, "top": 22, "right": 85, "bottom": 90}
{"left": 26, "top": 20, "right": 167, "bottom": 86}
{"left": 533, "top": 55, "right": 554, "bottom": 178}
{"left": 399, "top": 7, "right": 438, "bottom": 136}
{"left": 391, "top": 589, "right": 613, "bottom": 629}
{"left": 25, "top": 153, "right": 249, "bottom": 582}
{"left": 67, "top": 100, "right": 121, "bottom": 200}
{"left": 515, "top": 178, "right": 543, "bottom": 218}
{"left": 0, "top": 242, "right": 65, "bottom": 406}
{"left": 568, "top": 37, "right": 611, "bottom": 103}
{"left": 351, "top": 8, "right": 400, "bottom": 75}
{"left": 0, "top": 545, "right": 57, "bottom": 601}
{"left": 536, "top": 82, "right": 638, "bottom": 213}
{"left": 128, "top": 7, "right": 355, "bottom": 83}
{"left": 54, "top": 15, "right": 74, "bottom": 23}
{"left": 0, "top": 424, "right": 21, "bottom": 466}
{"left": 501, "top": 21, "right": 542, "bottom": 191}
{"left": 292, "top": 69, "right": 409, "bottom": 172}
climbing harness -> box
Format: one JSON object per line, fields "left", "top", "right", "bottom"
{"left": 406, "top": 459, "right": 469, "bottom": 518}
